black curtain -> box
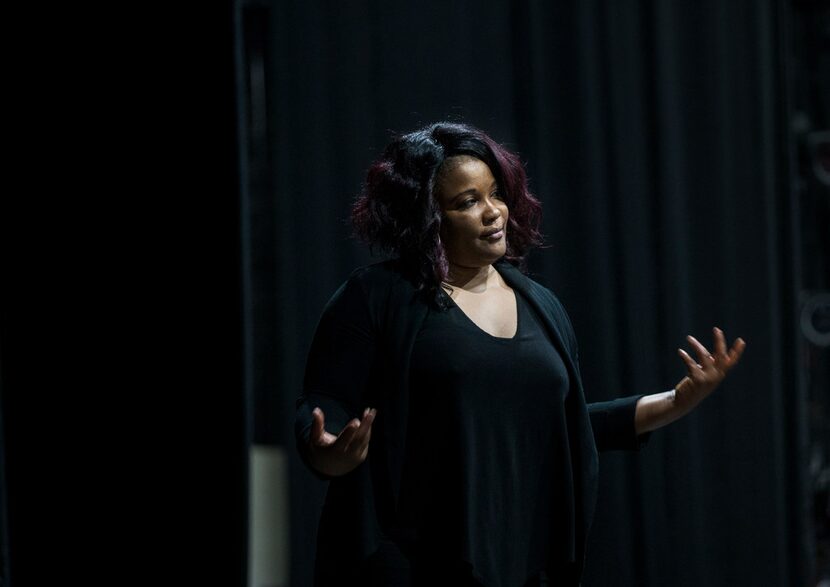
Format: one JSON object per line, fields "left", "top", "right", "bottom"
{"left": 238, "top": 1, "right": 808, "bottom": 585}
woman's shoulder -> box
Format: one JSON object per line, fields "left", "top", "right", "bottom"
{"left": 319, "top": 259, "right": 426, "bottom": 334}
{"left": 327, "top": 258, "right": 419, "bottom": 311}
{"left": 344, "top": 258, "right": 415, "bottom": 290}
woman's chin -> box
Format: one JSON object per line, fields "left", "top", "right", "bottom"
{"left": 480, "top": 242, "right": 507, "bottom": 262}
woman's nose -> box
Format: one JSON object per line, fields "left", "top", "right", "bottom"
{"left": 483, "top": 199, "right": 502, "bottom": 222}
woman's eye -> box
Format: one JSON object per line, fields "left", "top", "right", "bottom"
{"left": 459, "top": 198, "right": 476, "bottom": 209}
{"left": 491, "top": 191, "right": 503, "bottom": 200}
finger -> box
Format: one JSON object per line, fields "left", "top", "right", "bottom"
{"left": 678, "top": 348, "right": 702, "bottom": 373}
{"left": 350, "top": 409, "right": 377, "bottom": 452}
{"left": 687, "top": 335, "right": 715, "bottom": 367}
{"left": 727, "top": 337, "right": 747, "bottom": 365}
{"left": 311, "top": 407, "right": 325, "bottom": 443}
{"left": 713, "top": 327, "right": 727, "bottom": 360}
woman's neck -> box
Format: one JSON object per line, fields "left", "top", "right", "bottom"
{"left": 444, "top": 263, "right": 496, "bottom": 293}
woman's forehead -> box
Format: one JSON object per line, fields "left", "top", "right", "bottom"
{"left": 437, "top": 156, "right": 495, "bottom": 194}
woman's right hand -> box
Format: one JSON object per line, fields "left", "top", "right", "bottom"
{"left": 308, "top": 406, "right": 377, "bottom": 477}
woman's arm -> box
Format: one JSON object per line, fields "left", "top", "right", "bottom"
{"left": 295, "top": 272, "right": 378, "bottom": 478}
{"left": 634, "top": 327, "right": 746, "bottom": 435}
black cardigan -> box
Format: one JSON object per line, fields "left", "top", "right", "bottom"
{"left": 295, "top": 258, "right": 648, "bottom": 582}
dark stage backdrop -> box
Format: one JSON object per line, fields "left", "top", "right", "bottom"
{"left": 236, "top": 1, "right": 809, "bottom": 585}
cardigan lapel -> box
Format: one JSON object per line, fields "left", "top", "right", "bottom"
{"left": 494, "top": 259, "right": 598, "bottom": 567}
{"left": 494, "top": 260, "right": 576, "bottom": 370}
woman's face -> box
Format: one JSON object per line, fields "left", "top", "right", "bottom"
{"left": 436, "top": 155, "right": 509, "bottom": 268}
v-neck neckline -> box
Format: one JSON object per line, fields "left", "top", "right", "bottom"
{"left": 441, "top": 285, "right": 519, "bottom": 341}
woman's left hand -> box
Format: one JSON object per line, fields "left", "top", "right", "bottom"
{"left": 634, "top": 327, "right": 746, "bottom": 435}
{"left": 675, "top": 326, "right": 746, "bottom": 411}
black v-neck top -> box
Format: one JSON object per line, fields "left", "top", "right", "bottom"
{"left": 296, "top": 260, "right": 650, "bottom": 587}
{"left": 400, "top": 288, "right": 573, "bottom": 587}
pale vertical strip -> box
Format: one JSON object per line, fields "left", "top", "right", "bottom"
{"left": 248, "top": 445, "right": 288, "bottom": 587}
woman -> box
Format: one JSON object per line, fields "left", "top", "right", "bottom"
{"left": 295, "top": 122, "right": 745, "bottom": 586}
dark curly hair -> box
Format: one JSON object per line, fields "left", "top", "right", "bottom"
{"left": 351, "top": 122, "right": 543, "bottom": 303}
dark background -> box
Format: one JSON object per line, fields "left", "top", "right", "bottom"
{"left": 1, "top": 0, "right": 828, "bottom": 586}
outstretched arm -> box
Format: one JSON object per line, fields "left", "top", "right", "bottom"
{"left": 295, "top": 272, "right": 378, "bottom": 478}
{"left": 634, "top": 327, "right": 746, "bottom": 435}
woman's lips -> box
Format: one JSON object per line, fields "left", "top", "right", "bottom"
{"left": 481, "top": 229, "right": 504, "bottom": 241}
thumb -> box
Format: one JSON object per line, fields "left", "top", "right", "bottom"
{"left": 311, "top": 407, "right": 326, "bottom": 444}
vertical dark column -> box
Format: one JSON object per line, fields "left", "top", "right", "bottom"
{"left": 0, "top": 360, "right": 8, "bottom": 587}
{"left": 787, "top": 0, "right": 830, "bottom": 584}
